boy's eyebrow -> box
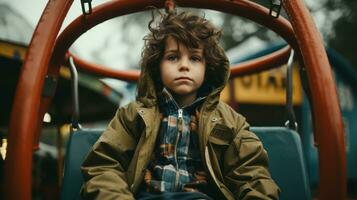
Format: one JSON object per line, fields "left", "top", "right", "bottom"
{"left": 164, "top": 49, "right": 179, "bottom": 53}
{"left": 189, "top": 49, "right": 203, "bottom": 54}
{"left": 164, "top": 48, "right": 203, "bottom": 54}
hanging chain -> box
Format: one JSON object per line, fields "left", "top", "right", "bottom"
{"left": 269, "top": 0, "right": 282, "bottom": 18}
{"left": 80, "top": 0, "right": 92, "bottom": 15}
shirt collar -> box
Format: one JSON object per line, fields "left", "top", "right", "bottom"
{"left": 158, "top": 88, "right": 206, "bottom": 115}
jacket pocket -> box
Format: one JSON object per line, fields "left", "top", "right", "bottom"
{"left": 208, "top": 124, "right": 234, "bottom": 173}
{"left": 208, "top": 124, "right": 233, "bottom": 146}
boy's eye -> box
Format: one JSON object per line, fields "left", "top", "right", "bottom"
{"left": 166, "top": 54, "right": 178, "bottom": 61}
{"left": 191, "top": 55, "right": 202, "bottom": 62}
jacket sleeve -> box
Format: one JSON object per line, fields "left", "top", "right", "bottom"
{"left": 80, "top": 104, "right": 139, "bottom": 200}
{"left": 223, "top": 116, "right": 280, "bottom": 200}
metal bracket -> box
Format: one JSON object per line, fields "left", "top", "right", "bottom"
{"left": 80, "top": 0, "right": 92, "bottom": 15}
{"left": 42, "top": 75, "right": 57, "bottom": 97}
{"left": 269, "top": 0, "right": 282, "bottom": 18}
{"left": 285, "top": 49, "right": 298, "bottom": 131}
{"left": 68, "top": 56, "right": 81, "bottom": 129}
{"left": 285, "top": 120, "right": 298, "bottom": 132}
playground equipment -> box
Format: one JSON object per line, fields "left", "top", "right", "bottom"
{"left": 4, "top": 0, "right": 346, "bottom": 199}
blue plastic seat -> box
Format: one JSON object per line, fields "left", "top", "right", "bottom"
{"left": 61, "top": 129, "right": 102, "bottom": 200}
{"left": 251, "top": 127, "right": 311, "bottom": 200}
{"left": 61, "top": 127, "right": 311, "bottom": 200}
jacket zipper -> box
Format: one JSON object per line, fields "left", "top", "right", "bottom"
{"left": 177, "top": 109, "right": 183, "bottom": 132}
{"left": 163, "top": 89, "right": 205, "bottom": 191}
{"left": 174, "top": 108, "right": 183, "bottom": 190}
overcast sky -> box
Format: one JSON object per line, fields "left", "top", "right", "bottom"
{"left": 0, "top": 0, "right": 140, "bottom": 104}
{"left": 0, "top": 0, "right": 125, "bottom": 67}
{"left": 1, "top": 0, "right": 106, "bottom": 28}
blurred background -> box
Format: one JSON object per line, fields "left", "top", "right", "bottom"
{"left": 0, "top": 0, "right": 356, "bottom": 199}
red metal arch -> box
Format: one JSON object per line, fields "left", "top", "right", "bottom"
{"left": 5, "top": 0, "right": 346, "bottom": 199}
{"left": 50, "top": 0, "right": 298, "bottom": 79}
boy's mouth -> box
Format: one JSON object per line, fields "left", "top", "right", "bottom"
{"left": 175, "top": 77, "right": 192, "bottom": 81}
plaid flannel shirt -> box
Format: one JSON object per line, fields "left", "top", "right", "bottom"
{"left": 141, "top": 88, "right": 209, "bottom": 193}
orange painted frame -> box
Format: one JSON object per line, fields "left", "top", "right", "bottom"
{"left": 283, "top": 1, "right": 346, "bottom": 199}
{"left": 4, "top": 0, "right": 73, "bottom": 199}
{"left": 67, "top": 44, "right": 291, "bottom": 80}
{"left": 4, "top": 0, "right": 345, "bottom": 199}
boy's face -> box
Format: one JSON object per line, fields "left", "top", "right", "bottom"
{"left": 160, "top": 37, "right": 206, "bottom": 103}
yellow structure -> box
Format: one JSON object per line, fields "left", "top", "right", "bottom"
{"left": 221, "top": 64, "right": 302, "bottom": 105}
{"left": 0, "top": 40, "right": 27, "bottom": 60}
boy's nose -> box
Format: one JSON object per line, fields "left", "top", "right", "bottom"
{"left": 179, "top": 57, "right": 190, "bottom": 71}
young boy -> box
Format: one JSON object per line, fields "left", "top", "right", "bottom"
{"left": 81, "top": 10, "right": 280, "bottom": 200}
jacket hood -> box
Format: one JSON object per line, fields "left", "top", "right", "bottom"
{"left": 136, "top": 53, "right": 230, "bottom": 111}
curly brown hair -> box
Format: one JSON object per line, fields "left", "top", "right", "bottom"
{"left": 137, "top": 11, "right": 229, "bottom": 98}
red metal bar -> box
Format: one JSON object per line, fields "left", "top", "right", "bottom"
{"left": 68, "top": 53, "right": 140, "bottom": 82}
{"left": 4, "top": 0, "right": 73, "bottom": 199}
{"left": 50, "top": 0, "right": 298, "bottom": 74}
{"left": 230, "top": 45, "right": 291, "bottom": 78}
{"left": 68, "top": 45, "right": 290, "bottom": 80}
{"left": 283, "top": 0, "right": 346, "bottom": 199}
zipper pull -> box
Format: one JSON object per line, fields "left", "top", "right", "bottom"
{"left": 178, "top": 109, "right": 183, "bottom": 132}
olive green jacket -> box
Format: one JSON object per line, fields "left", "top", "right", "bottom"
{"left": 81, "top": 47, "right": 280, "bottom": 200}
